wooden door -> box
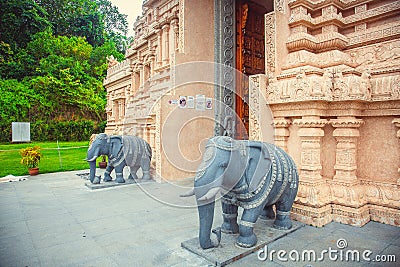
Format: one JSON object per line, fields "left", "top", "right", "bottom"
{"left": 235, "top": 0, "right": 266, "bottom": 139}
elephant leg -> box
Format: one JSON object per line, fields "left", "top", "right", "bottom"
{"left": 103, "top": 165, "right": 114, "bottom": 182}
{"left": 114, "top": 163, "right": 126, "bottom": 183}
{"left": 221, "top": 201, "right": 239, "bottom": 234}
{"left": 128, "top": 165, "right": 139, "bottom": 180}
{"left": 236, "top": 206, "right": 263, "bottom": 248}
{"left": 141, "top": 157, "right": 152, "bottom": 180}
{"left": 273, "top": 199, "right": 294, "bottom": 230}
{"left": 259, "top": 205, "right": 275, "bottom": 220}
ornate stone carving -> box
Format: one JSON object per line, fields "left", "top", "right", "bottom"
{"left": 248, "top": 74, "right": 268, "bottom": 141}
{"left": 275, "top": 0, "right": 285, "bottom": 13}
{"left": 265, "top": 12, "right": 276, "bottom": 76}
{"left": 293, "top": 117, "right": 328, "bottom": 182}
{"left": 272, "top": 118, "right": 291, "bottom": 152}
{"left": 154, "top": 101, "right": 161, "bottom": 182}
{"left": 178, "top": 0, "right": 184, "bottom": 52}
{"left": 329, "top": 117, "right": 364, "bottom": 183}
{"left": 214, "top": 0, "right": 236, "bottom": 137}
{"left": 392, "top": 118, "right": 400, "bottom": 185}
{"left": 347, "top": 21, "right": 400, "bottom": 48}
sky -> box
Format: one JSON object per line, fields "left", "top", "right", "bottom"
{"left": 109, "top": 0, "right": 143, "bottom": 36}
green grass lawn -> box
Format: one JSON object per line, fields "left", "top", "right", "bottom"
{"left": 0, "top": 141, "right": 97, "bottom": 177}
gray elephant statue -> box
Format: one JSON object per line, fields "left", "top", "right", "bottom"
{"left": 86, "top": 133, "right": 152, "bottom": 184}
{"left": 181, "top": 136, "right": 298, "bottom": 249}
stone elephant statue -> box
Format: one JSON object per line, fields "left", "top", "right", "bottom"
{"left": 86, "top": 133, "right": 152, "bottom": 184}
{"left": 181, "top": 136, "right": 298, "bottom": 249}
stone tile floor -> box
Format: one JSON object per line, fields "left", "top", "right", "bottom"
{"left": 0, "top": 170, "right": 398, "bottom": 266}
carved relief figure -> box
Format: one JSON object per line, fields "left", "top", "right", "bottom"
{"left": 181, "top": 136, "right": 298, "bottom": 249}
{"left": 106, "top": 55, "right": 119, "bottom": 67}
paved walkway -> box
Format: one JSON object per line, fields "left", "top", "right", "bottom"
{"left": 0, "top": 170, "right": 398, "bottom": 266}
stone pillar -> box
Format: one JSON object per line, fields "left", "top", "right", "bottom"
{"left": 162, "top": 24, "right": 170, "bottom": 64}
{"left": 136, "top": 124, "right": 144, "bottom": 139}
{"left": 291, "top": 116, "right": 331, "bottom": 227}
{"left": 272, "top": 118, "right": 291, "bottom": 152}
{"left": 331, "top": 117, "right": 364, "bottom": 183}
{"left": 294, "top": 116, "right": 327, "bottom": 183}
{"left": 171, "top": 18, "right": 179, "bottom": 52}
{"left": 139, "top": 65, "right": 144, "bottom": 87}
{"left": 392, "top": 118, "right": 400, "bottom": 185}
{"left": 156, "top": 29, "right": 162, "bottom": 66}
{"left": 329, "top": 116, "right": 369, "bottom": 226}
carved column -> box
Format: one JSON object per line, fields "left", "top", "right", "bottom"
{"left": 171, "top": 18, "right": 179, "bottom": 52}
{"left": 162, "top": 24, "right": 170, "bottom": 64}
{"left": 272, "top": 118, "right": 291, "bottom": 152}
{"left": 291, "top": 116, "right": 331, "bottom": 227}
{"left": 156, "top": 29, "right": 162, "bottom": 66}
{"left": 214, "top": 0, "right": 236, "bottom": 137}
{"left": 139, "top": 65, "right": 144, "bottom": 87}
{"left": 329, "top": 116, "right": 369, "bottom": 226}
{"left": 294, "top": 116, "right": 327, "bottom": 183}
{"left": 331, "top": 117, "right": 364, "bottom": 183}
{"left": 392, "top": 118, "right": 400, "bottom": 185}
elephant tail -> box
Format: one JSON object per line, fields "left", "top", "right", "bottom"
{"left": 145, "top": 141, "right": 152, "bottom": 159}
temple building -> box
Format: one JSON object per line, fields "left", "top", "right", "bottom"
{"left": 103, "top": 0, "right": 400, "bottom": 227}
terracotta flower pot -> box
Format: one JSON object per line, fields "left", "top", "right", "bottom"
{"left": 29, "top": 168, "right": 39, "bottom": 176}
{"left": 99, "top": 161, "right": 107, "bottom": 169}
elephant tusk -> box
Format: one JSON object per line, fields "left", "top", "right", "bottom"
{"left": 86, "top": 156, "right": 98, "bottom": 162}
{"left": 180, "top": 188, "right": 195, "bottom": 197}
{"left": 198, "top": 187, "right": 221, "bottom": 201}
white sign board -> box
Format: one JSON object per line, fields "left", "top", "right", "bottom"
{"left": 12, "top": 122, "right": 31, "bottom": 142}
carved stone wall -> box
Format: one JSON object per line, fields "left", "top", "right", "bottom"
{"left": 252, "top": 0, "right": 400, "bottom": 227}
{"left": 103, "top": 0, "right": 180, "bottom": 171}
{"left": 103, "top": 0, "right": 399, "bottom": 226}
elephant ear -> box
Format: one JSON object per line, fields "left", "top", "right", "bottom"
{"left": 246, "top": 141, "right": 271, "bottom": 193}
{"left": 110, "top": 135, "right": 123, "bottom": 158}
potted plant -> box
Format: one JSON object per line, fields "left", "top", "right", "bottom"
{"left": 20, "top": 146, "right": 42, "bottom": 176}
{"left": 98, "top": 155, "right": 107, "bottom": 169}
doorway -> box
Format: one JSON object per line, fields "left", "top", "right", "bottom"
{"left": 235, "top": 0, "right": 267, "bottom": 139}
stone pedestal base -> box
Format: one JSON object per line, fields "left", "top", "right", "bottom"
{"left": 181, "top": 219, "right": 304, "bottom": 266}
{"left": 291, "top": 203, "right": 332, "bottom": 227}
{"left": 331, "top": 204, "right": 370, "bottom": 227}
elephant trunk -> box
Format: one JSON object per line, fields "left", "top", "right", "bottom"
{"left": 197, "top": 200, "right": 221, "bottom": 249}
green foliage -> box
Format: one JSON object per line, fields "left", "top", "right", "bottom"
{"left": 0, "top": 0, "right": 51, "bottom": 50}
{"left": 0, "top": 0, "right": 128, "bottom": 143}
{"left": 31, "top": 120, "right": 98, "bottom": 141}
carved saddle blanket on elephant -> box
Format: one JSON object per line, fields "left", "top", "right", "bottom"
{"left": 222, "top": 143, "right": 298, "bottom": 209}
{"left": 123, "top": 136, "right": 151, "bottom": 165}
{"left": 109, "top": 136, "right": 151, "bottom": 166}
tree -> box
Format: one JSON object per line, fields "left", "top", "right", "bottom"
{"left": 34, "top": 0, "right": 129, "bottom": 49}
{"left": 96, "top": 0, "right": 128, "bottom": 36}
{"left": 34, "top": 0, "right": 102, "bottom": 45}
{"left": 0, "top": 0, "right": 50, "bottom": 50}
